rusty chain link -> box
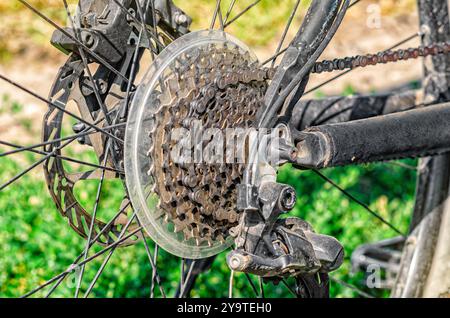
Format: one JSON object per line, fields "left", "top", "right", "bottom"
{"left": 312, "top": 41, "right": 450, "bottom": 74}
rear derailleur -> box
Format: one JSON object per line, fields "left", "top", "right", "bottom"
{"left": 228, "top": 182, "right": 344, "bottom": 276}
{"left": 226, "top": 132, "right": 344, "bottom": 296}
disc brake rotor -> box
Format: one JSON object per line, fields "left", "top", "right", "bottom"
{"left": 125, "top": 30, "right": 271, "bottom": 258}
{"left": 43, "top": 57, "right": 140, "bottom": 247}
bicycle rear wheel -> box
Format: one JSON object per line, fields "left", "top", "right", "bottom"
{"left": 0, "top": 0, "right": 448, "bottom": 298}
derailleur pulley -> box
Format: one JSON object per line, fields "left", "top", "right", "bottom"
{"left": 229, "top": 174, "right": 344, "bottom": 278}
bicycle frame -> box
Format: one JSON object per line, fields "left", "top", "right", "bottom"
{"left": 226, "top": 0, "right": 450, "bottom": 279}
{"left": 292, "top": 102, "right": 450, "bottom": 168}
{"left": 268, "top": 0, "right": 450, "bottom": 171}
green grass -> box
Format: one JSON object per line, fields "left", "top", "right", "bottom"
{"left": 1, "top": 94, "right": 23, "bottom": 115}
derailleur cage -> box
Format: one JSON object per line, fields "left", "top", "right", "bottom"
{"left": 229, "top": 179, "right": 344, "bottom": 278}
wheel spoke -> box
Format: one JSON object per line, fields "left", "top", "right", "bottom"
{"left": 387, "top": 161, "right": 417, "bottom": 171}
{"left": 179, "top": 260, "right": 196, "bottom": 298}
{"left": 313, "top": 170, "right": 406, "bottom": 236}
{"left": 210, "top": 0, "right": 224, "bottom": 30}
{"left": 0, "top": 140, "right": 123, "bottom": 174}
{"left": 330, "top": 276, "right": 374, "bottom": 298}
{"left": 259, "top": 277, "right": 265, "bottom": 298}
{"left": 45, "top": 201, "right": 132, "bottom": 298}
{"left": 349, "top": 0, "right": 363, "bottom": 8}
{"left": 0, "top": 122, "right": 124, "bottom": 158}
{"left": 74, "top": 142, "right": 110, "bottom": 297}
{"left": 312, "top": 101, "right": 419, "bottom": 127}
{"left": 23, "top": 226, "right": 142, "bottom": 298}
{"left": 271, "top": 0, "right": 301, "bottom": 68}
{"left": 83, "top": 214, "right": 137, "bottom": 298}
{"left": 0, "top": 73, "right": 122, "bottom": 144}
{"left": 0, "top": 137, "right": 77, "bottom": 191}
{"left": 244, "top": 273, "right": 259, "bottom": 297}
{"left": 308, "top": 97, "right": 346, "bottom": 126}
{"left": 223, "top": 0, "right": 237, "bottom": 24}
{"left": 140, "top": 229, "right": 166, "bottom": 298}
{"left": 150, "top": 244, "right": 160, "bottom": 298}
{"left": 262, "top": 47, "right": 288, "bottom": 66}
{"left": 312, "top": 105, "right": 353, "bottom": 126}
{"left": 224, "top": 0, "right": 261, "bottom": 28}
{"left": 281, "top": 279, "right": 298, "bottom": 297}
{"left": 180, "top": 259, "right": 186, "bottom": 288}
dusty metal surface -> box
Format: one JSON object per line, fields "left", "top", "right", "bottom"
{"left": 290, "top": 90, "right": 422, "bottom": 130}
{"left": 293, "top": 102, "right": 450, "bottom": 169}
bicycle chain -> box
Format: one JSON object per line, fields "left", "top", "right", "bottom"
{"left": 146, "top": 40, "right": 449, "bottom": 247}
{"left": 311, "top": 41, "right": 450, "bottom": 74}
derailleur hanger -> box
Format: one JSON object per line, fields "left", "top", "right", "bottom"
{"left": 230, "top": 181, "right": 344, "bottom": 278}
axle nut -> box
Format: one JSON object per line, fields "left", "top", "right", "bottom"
{"left": 227, "top": 252, "right": 251, "bottom": 272}
{"left": 279, "top": 186, "right": 296, "bottom": 211}
{"left": 229, "top": 255, "right": 242, "bottom": 270}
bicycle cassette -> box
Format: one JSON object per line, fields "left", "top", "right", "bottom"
{"left": 125, "top": 30, "right": 272, "bottom": 258}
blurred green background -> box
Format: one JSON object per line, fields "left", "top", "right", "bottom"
{"left": 0, "top": 0, "right": 419, "bottom": 298}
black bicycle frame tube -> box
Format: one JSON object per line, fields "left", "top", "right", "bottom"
{"left": 257, "top": 0, "right": 343, "bottom": 128}
{"left": 290, "top": 90, "right": 422, "bottom": 130}
{"left": 292, "top": 102, "right": 450, "bottom": 169}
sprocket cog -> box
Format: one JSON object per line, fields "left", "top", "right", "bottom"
{"left": 125, "top": 30, "right": 272, "bottom": 258}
